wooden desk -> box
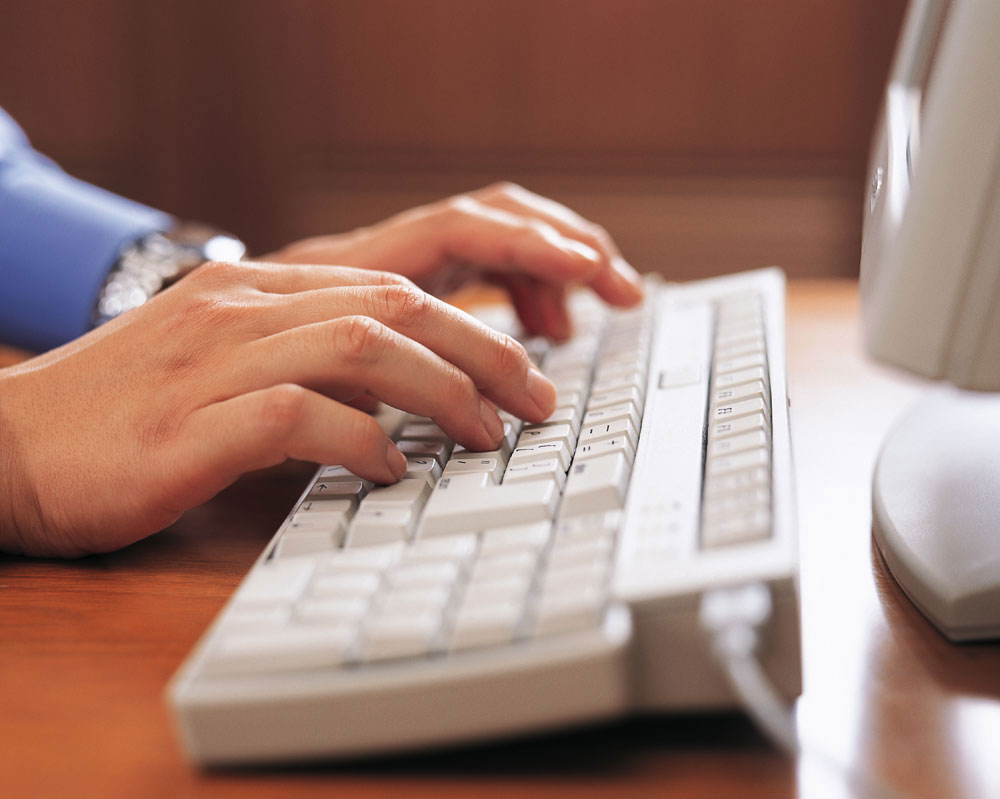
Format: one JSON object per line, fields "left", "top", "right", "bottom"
{"left": 2, "top": 280, "right": 999, "bottom": 798}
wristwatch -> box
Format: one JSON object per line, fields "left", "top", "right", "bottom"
{"left": 92, "top": 222, "right": 247, "bottom": 327}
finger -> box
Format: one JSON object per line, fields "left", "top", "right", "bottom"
{"left": 238, "top": 316, "right": 504, "bottom": 451}
{"left": 174, "top": 384, "right": 407, "bottom": 497}
{"left": 195, "top": 259, "right": 416, "bottom": 295}
{"left": 346, "top": 393, "right": 381, "bottom": 414}
{"left": 473, "top": 182, "right": 644, "bottom": 306}
{"left": 256, "top": 283, "right": 557, "bottom": 422}
{"left": 359, "top": 196, "right": 605, "bottom": 288}
{"left": 494, "top": 274, "right": 571, "bottom": 341}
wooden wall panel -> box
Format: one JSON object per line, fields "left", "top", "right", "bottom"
{"left": 0, "top": 0, "right": 908, "bottom": 275}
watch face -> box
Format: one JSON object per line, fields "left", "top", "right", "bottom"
{"left": 166, "top": 223, "right": 246, "bottom": 264}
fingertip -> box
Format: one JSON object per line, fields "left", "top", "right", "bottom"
{"left": 526, "top": 367, "right": 557, "bottom": 420}
{"left": 385, "top": 440, "right": 408, "bottom": 481}
{"left": 593, "top": 256, "right": 644, "bottom": 307}
{"left": 562, "top": 238, "right": 602, "bottom": 265}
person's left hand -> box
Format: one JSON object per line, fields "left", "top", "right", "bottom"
{"left": 266, "top": 182, "right": 643, "bottom": 341}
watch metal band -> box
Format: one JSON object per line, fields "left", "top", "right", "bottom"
{"left": 92, "top": 224, "right": 246, "bottom": 327}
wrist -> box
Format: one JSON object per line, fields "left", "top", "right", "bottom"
{"left": 93, "top": 223, "right": 246, "bottom": 327}
{"left": 0, "top": 369, "right": 35, "bottom": 555}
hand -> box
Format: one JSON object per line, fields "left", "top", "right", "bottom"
{"left": 267, "top": 182, "right": 644, "bottom": 341}
{"left": 0, "top": 261, "right": 556, "bottom": 557}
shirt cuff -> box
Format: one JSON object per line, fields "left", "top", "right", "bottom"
{"left": 0, "top": 163, "right": 174, "bottom": 352}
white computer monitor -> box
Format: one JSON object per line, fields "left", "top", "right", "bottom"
{"left": 861, "top": 0, "right": 1000, "bottom": 641}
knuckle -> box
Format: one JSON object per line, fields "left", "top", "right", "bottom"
{"left": 190, "top": 259, "right": 245, "bottom": 286}
{"left": 446, "top": 366, "right": 481, "bottom": 409}
{"left": 378, "top": 284, "right": 432, "bottom": 328}
{"left": 586, "top": 221, "right": 613, "bottom": 248}
{"left": 492, "top": 331, "right": 529, "bottom": 376}
{"left": 372, "top": 270, "right": 417, "bottom": 290}
{"left": 171, "top": 290, "right": 245, "bottom": 334}
{"left": 332, "top": 315, "right": 386, "bottom": 367}
{"left": 480, "top": 180, "right": 521, "bottom": 200}
{"left": 438, "top": 194, "right": 478, "bottom": 221}
{"left": 348, "top": 412, "right": 385, "bottom": 449}
{"left": 257, "top": 383, "right": 307, "bottom": 438}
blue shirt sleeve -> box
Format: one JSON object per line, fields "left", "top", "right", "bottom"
{"left": 0, "top": 108, "right": 174, "bottom": 352}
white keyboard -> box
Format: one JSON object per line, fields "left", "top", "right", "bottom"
{"left": 168, "top": 268, "right": 801, "bottom": 765}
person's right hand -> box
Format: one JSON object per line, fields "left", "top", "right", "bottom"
{"left": 0, "top": 261, "right": 556, "bottom": 557}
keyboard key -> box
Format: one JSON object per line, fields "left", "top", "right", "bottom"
{"left": 537, "top": 405, "right": 581, "bottom": 433}
{"left": 297, "top": 498, "right": 356, "bottom": 516}
{"left": 702, "top": 507, "right": 772, "bottom": 548}
{"left": 471, "top": 549, "right": 539, "bottom": 581}
{"left": 702, "top": 487, "right": 771, "bottom": 524}
{"left": 703, "top": 465, "right": 770, "bottom": 497}
{"left": 706, "top": 446, "right": 770, "bottom": 478}
{"left": 517, "top": 422, "right": 577, "bottom": 452}
{"left": 711, "top": 397, "right": 768, "bottom": 422}
{"left": 386, "top": 562, "right": 460, "bottom": 592}
{"left": 296, "top": 596, "right": 369, "bottom": 624}
{"left": 532, "top": 589, "right": 605, "bottom": 637}
{"left": 711, "top": 410, "right": 770, "bottom": 440}
{"left": 397, "top": 439, "right": 452, "bottom": 468}
{"left": 714, "top": 351, "right": 766, "bottom": 375}
{"left": 363, "top": 478, "right": 432, "bottom": 509}
{"left": 577, "top": 418, "right": 639, "bottom": 451}
{"left": 711, "top": 365, "right": 768, "bottom": 390}
{"left": 480, "top": 521, "right": 552, "bottom": 555}
{"left": 461, "top": 575, "right": 532, "bottom": 608}
{"left": 507, "top": 441, "right": 572, "bottom": 471}
{"left": 399, "top": 421, "right": 451, "bottom": 442}
{"left": 574, "top": 435, "right": 636, "bottom": 465}
{"left": 586, "top": 385, "right": 644, "bottom": 413}
{"left": 711, "top": 380, "right": 769, "bottom": 409}
{"left": 233, "top": 560, "right": 315, "bottom": 607}
{"left": 420, "top": 479, "right": 559, "bottom": 537}
{"left": 377, "top": 586, "right": 452, "bottom": 616}
{"left": 555, "top": 510, "right": 621, "bottom": 543}
{"left": 443, "top": 455, "right": 505, "bottom": 484}
{"left": 308, "top": 479, "right": 368, "bottom": 507}
{"left": 362, "top": 612, "right": 439, "bottom": 661}
{"left": 204, "top": 626, "right": 354, "bottom": 675}
{"left": 449, "top": 604, "right": 522, "bottom": 651}
{"left": 503, "top": 458, "right": 566, "bottom": 490}
{"left": 708, "top": 429, "right": 770, "bottom": 457}
{"left": 310, "top": 571, "right": 382, "bottom": 598}
{"left": 582, "top": 401, "right": 641, "bottom": 431}
{"left": 319, "top": 543, "right": 401, "bottom": 572}
{"left": 276, "top": 529, "right": 342, "bottom": 558}
{"left": 346, "top": 506, "right": 418, "bottom": 547}
{"left": 561, "top": 452, "right": 631, "bottom": 517}
{"left": 402, "top": 533, "right": 478, "bottom": 565}
{"left": 404, "top": 456, "right": 444, "bottom": 486}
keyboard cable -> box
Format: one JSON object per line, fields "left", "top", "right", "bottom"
{"left": 699, "top": 582, "right": 904, "bottom": 799}
{"left": 698, "top": 582, "right": 797, "bottom": 752}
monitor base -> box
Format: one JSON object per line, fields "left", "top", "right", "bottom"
{"left": 872, "top": 386, "right": 1000, "bottom": 642}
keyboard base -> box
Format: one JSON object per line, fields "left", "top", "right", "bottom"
{"left": 170, "top": 606, "right": 632, "bottom": 766}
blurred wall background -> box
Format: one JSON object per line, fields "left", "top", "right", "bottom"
{"left": 0, "top": 0, "right": 907, "bottom": 279}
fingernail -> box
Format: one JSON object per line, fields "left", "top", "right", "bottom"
{"left": 479, "top": 397, "right": 504, "bottom": 445}
{"left": 385, "top": 441, "right": 408, "bottom": 480}
{"left": 526, "top": 367, "right": 557, "bottom": 416}
{"left": 613, "top": 256, "right": 644, "bottom": 299}
{"left": 564, "top": 239, "right": 601, "bottom": 264}
{"left": 551, "top": 303, "right": 573, "bottom": 342}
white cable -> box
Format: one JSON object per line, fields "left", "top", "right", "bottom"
{"left": 700, "top": 583, "right": 904, "bottom": 799}
{"left": 699, "top": 582, "right": 798, "bottom": 753}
